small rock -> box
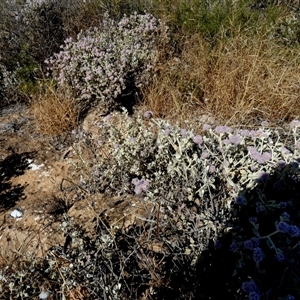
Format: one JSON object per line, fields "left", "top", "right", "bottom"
{"left": 10, "top": 208, "right": 23, "bottom": 218}
{"left": 39, "top": 291, "right": 50, "bottom": 299}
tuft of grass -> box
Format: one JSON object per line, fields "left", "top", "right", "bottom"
{"left": 30, "top": 84, "right": 78, "bottom": 135}
{"left": 141, "top": 29, "right": 300, "bottom": 127}
{"left": 139, "top": 34, "right": 209, "bottom": 126}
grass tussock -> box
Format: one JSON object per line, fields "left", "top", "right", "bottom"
{"left": 142, "top": 30, "right": 300, "bottom": 127}
{"left": 31, "top": 85, "right": 78, "bottom": 135}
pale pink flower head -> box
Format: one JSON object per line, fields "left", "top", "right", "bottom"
{"left": 193, "top": 135, "right": 203, "bottom": 146}
{"left": 181, "top": 129, "right": 188, "bottom": 138}
{"left": 143, "top": 111, "right": 153, "bottom": 118}
{"left": 261, "top": 121, "right": 269, "bottom": 127}
{"left": 248, "top": 146, "right": 271, "bottom": 164}
{"left": 132, "top": 178, "right": 150, "bottom": 195}
{"left": 215, "top": 125, "right": 233, "bottom": 134}
{"left": 290, "top": 119, "right": 300, "bottom": 129}
{"left": 228, "top": 134, "right": 242, "bottom": 145}
{"left": 203, "top": 124, "right": 211, "bottom": 131}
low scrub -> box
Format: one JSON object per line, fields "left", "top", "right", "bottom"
{"left": 46, "top": 12, "right": 168, "bottom": 112}
{"left": 1, "top": 1, "right": 300, "bottom": 299}
{"left": 69, "top": 110, "right": 300, "bottom": 298}
{"left": 1, "top": 111, "right": 299, "bottom": 299}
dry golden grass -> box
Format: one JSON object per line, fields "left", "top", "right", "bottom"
{"left": 31, "top": 85, "right": 78, "bottom": 135}
{"left": 141, "top": 31, "right": 300, "bottom": 127}
{"left": 140, "top": 35, "right": 209, "bottom": 127}
{"left": 202, "top": 32, "right": 300, "bottom": 125}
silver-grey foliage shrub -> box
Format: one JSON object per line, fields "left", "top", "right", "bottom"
{"left": 74, "top": 110, "right": 300, "bottom": 230}
{"left": 66, "top": 111, "right": 300, "bottom": 299}
{"left": 46, "top": 12, "right": 168, "bottom": 109}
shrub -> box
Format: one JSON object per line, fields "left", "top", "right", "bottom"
{"left": 0, "top": 115, "right": 299, "bottom": 299}
{"left": 75, "top": 110, "right": 299, "bottom": 203}
{"left": 0, "top": 59, "right": 19, "bottom": 107}
{"left": 139, "top": 0, "right": 290, "bottom": 40}
{"left": 0, "top": 1, "right": 23, "bottom": 105}
{"left": 0, "top": 0, "right": 107, "bottom": 102}
{"left": 67, "top": 110, "right": 300, "bottom": 298}
{"left": 46, "top": 12, "right": 168, "bottom": 111}
{"left": 0, "top": 208, "right": 207, "bottom": 299}
{"left": 0, "top": 0, "right": 74, "bottom": 102}
{"left": 0, "top": 0, "right": 23, "bottom": 71}
{"left": 71, "top": 110, "right": 300, "bottom": 247}
{"left": 18, "top": 0, "right": 87, "bottom": 66}
{"left": 231, "top": 159, "right": 300, "bottom": 299}
{"left": 197, "top": 159, "right": 300, "bottom": 299}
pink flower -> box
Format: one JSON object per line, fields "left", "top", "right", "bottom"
{"left": 143, "top": 111, "right": 153, "bottom": 118}
{"left": 228, "top": 134, "right": 242, "bottom": 145}
{"left": 181, "top": 129, "right": 188, "bottom": 138}
{"left": 203, "top": 124, "right": 211, "bottom": 131}
{"left": 290, "top": 119, "right": 300, "bottom": 128}
{"left": 215, "top": 125, "right": 232, "bottom": 134}
{"left": 248, "top": 147, "right": 271, "bottom": 164}
{"left": 132, "top": 178, "right": 150, "bottom": 195}
{"left": 193, "top": 135, "right": 203, "bottom": 146}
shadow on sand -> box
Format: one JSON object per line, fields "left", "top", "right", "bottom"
{"left": 0, "top": 151, "right": 36, "bottom": 210}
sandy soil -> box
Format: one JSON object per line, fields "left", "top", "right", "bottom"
{"left": 0, "top": 103, "right": 150, "bottom": 268}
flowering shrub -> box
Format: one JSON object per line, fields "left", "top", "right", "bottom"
{"left": 1, "top": 111, "right": 299, "bottom": 297}
{"left": 71, "top": 112, "right": 300, "bottom": 243}
{"left": 46, "top": 12, "right": 168, "bottom": 109}
{"left": 69, "top": 110, "right": 300, "bottom": 298}
{"left": 77, "top": 110, "right": 299, "bottom": 205}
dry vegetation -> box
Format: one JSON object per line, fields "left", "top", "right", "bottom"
{"left": 33, "top": 27, "right": 300, "bottom": 135}
{"left": 1, "top": 0, "right": 300, "bottom": 299}
{"left": 141, "top": 24, "right": 300, "bottom": 128}
{"left": 30, "top": 84, "right": 78, "bottom": 135}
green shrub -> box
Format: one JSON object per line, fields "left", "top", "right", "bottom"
{"left": 0, "top": 59, "right": 19, "bottom": 107}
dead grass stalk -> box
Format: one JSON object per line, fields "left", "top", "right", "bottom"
{"left": 31, "top": 85, "right": 78, "bottom": 135}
